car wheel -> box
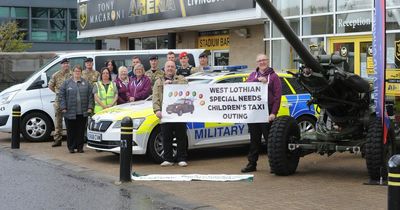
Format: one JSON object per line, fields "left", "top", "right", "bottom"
{"left": 147, "top": 126, "right": 177, "bottom": 163}
{"left": 296, "top": 115, "right": 316, "bottom": 133}
{"left": 21, "top": 112, "right": 53, "bottom": 142}
{"left": 178, "top": 110, "right": 183, "bottom": 116}
{"left": 268, "top": 116, "right": 300, "bottom": 176}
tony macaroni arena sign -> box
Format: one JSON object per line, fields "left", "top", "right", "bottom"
{"left": 78, "top": 0, "right": 255, "bottom": 30}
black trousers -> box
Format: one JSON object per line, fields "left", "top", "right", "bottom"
{"left": 160, "top": 123, "right": 188, "bottom": 162}
{"left": 65, "top": 115, "right": 87, "bottom": 151}
{"left": 247, "top": 123, "right": 271, "bottom": 166}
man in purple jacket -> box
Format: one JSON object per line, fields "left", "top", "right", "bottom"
{"left": 241, "top": 54, "right": 282, "bottom": 173}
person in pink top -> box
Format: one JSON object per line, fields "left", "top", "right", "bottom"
{"left": 128, "top": 64, "right": 151, "bottom": 102}
{"left": 115, "top": 66, "right": 131, "bottom": 104}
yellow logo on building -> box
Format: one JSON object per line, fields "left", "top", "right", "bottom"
{"left": 198, "top": 35, "right": 230, "bottom": 50}
{"left": 396, "top": 40, "right": 400, "bottom": 62}
{"left": 79, "top": 3, "right": 88, "bottom": 29}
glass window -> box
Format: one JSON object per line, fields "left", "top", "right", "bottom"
{"left": 49, "top": 31, "right": 66, "bottom": 41}
{"left": 31, "top": 31, "right": 48, "bottom": 41}
{"left": 272, "top": 40, "right": 299, "bottom": 72}
{"left": 264, "top": 21, "right": 270, "bottom": 39}
{"left": 69, "top": 31, "right": 77, "bottom": 41}
{"left": 157, "top": 36, "right": 168, "bottom": 49}
{"left": 50, "top": 20, "right": 66, "bottom": 30}
{"left": 70, "top": 21, "right": 77, "bottom": 30}
{"left": 70, "top": 9, "right": 77, "bottom": 19}
{"left": 336, "top": 12, "right": 372, "bottom": 33}
{"left": 285, "top": 78, "right": 308, "bottom": 94}
{"left": 273, "top": 0, "right": 300, "bottom": 17}
{"left": 0, "top": 7, "right": 9, "bottom": 17}
{"left": 280, "top": 78, "right": 292, "bottom": 95}
{"left": 387, "top": 9, "right": 400, "bottom": 30}
{"left": 10, "top": 7, "right": 28, "bottom": 18}
{"left": 387, "top": 0, "right": 400, "bottom": 7}
{"left": 302, "top": 37, "right": 325, "bottom": 55}
{"left": 336, "top": 0, "right": 372, "bottom": 11}
{"left": 32, "top": 19, "right": 48, "bottom": 29}
{"left": 16, "top": 19, "right": 29, "bottom": 29}
{"left": 142, "top": 37, "right": 156, "bottom": 49}
{"left": 386, "top": 33, "right": 400, "bottom": 69}
{"left": 50, "top": 8, "right": 65, "bottom": 19}
{"left": 303, "top": 15, "right": 333, "bottom": 35}
{"left": 302, "top": 0, "right": 333, "bottom": 15}
{"left": 272, "top": 18, "right": 300, "bottom": 38}
{"left": 32, "top": 8, "right": 48, "bottom": 18}
{"left": 134, "top": 38, "right": 142, "bottom": 50}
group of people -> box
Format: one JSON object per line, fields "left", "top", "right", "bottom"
{"left": 48, "top": 51, "right": 208, "bottom": 154}
{"left": 48, "top": 50, "right": 281, "bottom": 173}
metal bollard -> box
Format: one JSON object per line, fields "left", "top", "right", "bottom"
{"left": 388, "top": 155, "right": 400, "bottom": 210}
{"left": 120, "top": 117, "right": 133, "bottom": 182}
{"left": 11, "top": 105, "right": 21, "bottom": 149}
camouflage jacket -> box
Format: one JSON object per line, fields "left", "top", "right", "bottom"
{"left": 145, "top": 68, "right": 164, "bottom": 86}
{"left": 49, "top": 69, "right": 72, "bottom": 96}
{"left": 152, "top": 75, "right": 187, "bottom": 113}
{"left": 82, "top": 69, "right": 100, "bottom": 85}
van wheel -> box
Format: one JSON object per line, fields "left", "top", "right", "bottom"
{"left": 21, "top": 112, "right": 53, "bottom": 142}
{"left": 147, "top": 126, "right": 177, "bottom": 163}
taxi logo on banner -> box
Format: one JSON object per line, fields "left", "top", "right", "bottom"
{"left": 79, "top": 3, "right": 88, "bottom": 29}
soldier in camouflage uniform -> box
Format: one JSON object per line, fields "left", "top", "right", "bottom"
{"left": 152, "top": 61, "right": 189, "bottom": 167}
{"left": 145, "top": 55, "right": 164, "bottom": 86}
{"left": 48, "top": 58, "right": 72, "bottom": 147}
{"left": 82, "top": 57, "right": 100, "bottom": 84}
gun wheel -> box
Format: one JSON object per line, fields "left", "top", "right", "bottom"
{"left": 268, "top": 116, "right": 300, "bottom": 176}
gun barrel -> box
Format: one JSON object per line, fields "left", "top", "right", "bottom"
{"left": 255, "top": 0, "right": 324, "bottom": 73}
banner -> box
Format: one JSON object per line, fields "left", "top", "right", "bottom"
{"left": 161, "top": 83, "right": 268, "bottom": 123}
{"left": 373, "top": 0, "right": 390, "bottom": 143}
{"left": 78, "top": 0, "right": 255, "bottom": 30}
{"left": 131, "top": 173, "right": 254, "bottom": 182}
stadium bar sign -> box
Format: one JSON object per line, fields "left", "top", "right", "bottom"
{"left": 79, "top": 0, "right": 255, "bottom": 30}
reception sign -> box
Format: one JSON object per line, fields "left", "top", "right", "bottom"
{"left": 78, "top": 0, "right": 255, "bottom": 30}
{"left": 161, "top": 83, "right": 268, "bottom": 123}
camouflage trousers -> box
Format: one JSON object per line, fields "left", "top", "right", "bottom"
{"left": 53, "top": 102, "right": 63, "bottom": 142}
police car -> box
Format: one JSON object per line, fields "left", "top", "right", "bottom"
{"left": 87, "top": 66, "right": 318, "bottom": 163}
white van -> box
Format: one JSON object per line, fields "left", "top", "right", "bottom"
{"left": 0, "top": 49, "right": 205, "bottom": 142}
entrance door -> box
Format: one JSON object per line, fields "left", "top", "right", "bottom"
{"left": 329, "top": 36, "right": 372, "bottom": 78}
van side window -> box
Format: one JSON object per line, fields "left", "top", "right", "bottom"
{"left": 46, "top": 57, "right": 86, "bottom": 81}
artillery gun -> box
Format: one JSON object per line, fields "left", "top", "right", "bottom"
{"left": 255, "top": 0, "right": 399, "bottom": 180}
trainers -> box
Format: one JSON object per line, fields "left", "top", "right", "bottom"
{"left": 51, "top": 141, "right": 61, "bottom": 147}
{"left": 160, "top": 161, "right": 174, "bottom": 167}
{"left": 178, "top": 161, "right": 188, "bottom": 167}
{"left": 241, "top": 163, "right": 256, "bottom": 173}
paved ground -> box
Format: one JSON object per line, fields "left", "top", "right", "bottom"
{"left": 0, "top": 147, "right": 213, "bottom": 210}
{"left": 0, "top": 133, "right": 388, "bottom": 210}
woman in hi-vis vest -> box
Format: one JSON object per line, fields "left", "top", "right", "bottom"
{"left": 93, "top": 67, "right": 118, "bottom": 113}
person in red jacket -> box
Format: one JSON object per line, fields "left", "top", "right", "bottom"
{"left": 128, "top": 64, "right": 151, "bottom": 102}
{"left": 241, "top": 54, "right": 282, "bottom": 173}
{"left": 115, "top": 66, "right": 131, "bottom": 104}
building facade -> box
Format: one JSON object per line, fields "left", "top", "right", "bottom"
{"left": 0, "top": 0, "right": 95, "bottom": 51}
{"left": 77, "top": 0, "right": 400, "bottom": 87}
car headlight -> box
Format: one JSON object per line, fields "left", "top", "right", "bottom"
{"left": 0, "top": 90, "right": 19, "bottom": 105}
{"left": 112, "top": 118, "right": 145, "bottom": 129}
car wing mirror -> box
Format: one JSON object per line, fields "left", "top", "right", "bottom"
{"left": 40, "top": 72, "right": 48, "bottom": 87}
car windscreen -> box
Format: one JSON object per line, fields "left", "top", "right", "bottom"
{"left": 188, "top": 78, "right": 212, "bottom": 84}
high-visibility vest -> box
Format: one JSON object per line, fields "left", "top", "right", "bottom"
{"left": 94, "top": 81, "right": 116, "bottom": 113}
